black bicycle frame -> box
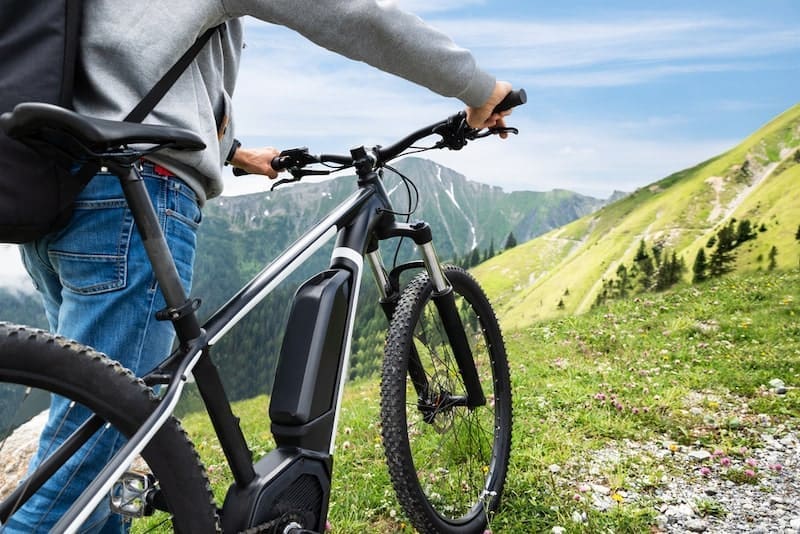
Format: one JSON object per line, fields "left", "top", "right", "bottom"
{"left": 55, "top": 155, "right": 484, "bottom": 532}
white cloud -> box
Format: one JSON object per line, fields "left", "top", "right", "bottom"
{"left": 226, "top": 13, "right": 755, "bottom": 200}
{"left": 417, "top": 115, "right": 736, "bottom": 198}
{"left": 430, "top": 17, "right": 800, "bottom": 86}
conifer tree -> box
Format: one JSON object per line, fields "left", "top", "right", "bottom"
{"left": 768, "top": 245, "right": 778, "bottom": 270}
{"left": 708, "top": 221, "right": 737, "bottom": 277}
{"left": 615, "top": 264, "right": 630, "bottom": 298}
{"left": 736, "top": 219, "right": 756, "bottom": 244}
{"left": 504, "top": 232, "right": 517, "bottom": 250}
{"left": 469, "top": 247, "right": 481, "bottom": 267}
{"left": 634, "top": 240, "right": 655, "bottom": 289}
{"left": 693, "top": 248, "right": 708, "bottom": 282}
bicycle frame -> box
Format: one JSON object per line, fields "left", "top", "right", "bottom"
{"left": 52, "top": 151, "right": 483, "bottom": 532}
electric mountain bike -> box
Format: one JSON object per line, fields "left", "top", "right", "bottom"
{"left": 0, "top": 88, "right": 525, "bottom": 533}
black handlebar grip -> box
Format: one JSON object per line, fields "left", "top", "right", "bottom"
{"left": 234, "top": 156, "right": 291, "bottom": 176}
{"left": 271, "top": 156, "right": 290, "bottom": 172}
{"left": 492, "top": 88, "right": 527, "bottom": 114}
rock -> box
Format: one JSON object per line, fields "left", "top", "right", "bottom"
{"left": 664, "top": 503, "right": 695, "bottom": 520}
{"left": 685, "top": 518, "right": 709, "bottom": 532}
{"left": 551, "top": 527, "right": 565, "bottom": 534}
{"left": 590, "top": 484, "right": 611, "bottom": 495}
{"left": 591, "top": 494, "right": 613, "bottom": 512}
{"left": 769, "top": 379, "right": 788, "bottom": 394}
{"left": 790, "top": 517, "right": 800, "bottom": 529}
{"left": 571, "top": 510, "right": 586, "bottom": 524}
{"left": 688, "top": 450, "right": 712, "bottom": 461}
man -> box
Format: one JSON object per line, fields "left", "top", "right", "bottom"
{"left": 11, "top": 1, "right": 513, "bottom": 531}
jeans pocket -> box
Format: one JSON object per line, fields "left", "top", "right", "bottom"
{"left": 49, "top": 198, "right": 133, "bottom": 295}
{"left": 164, "top": 180, "right": 201, "bottom": 291}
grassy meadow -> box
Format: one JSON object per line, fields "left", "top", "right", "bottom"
{"left": 159, "top": 268, "right": 799, "bottom": 532}
{"left": 133, "top": 105, "right": 800, "bottom": 532}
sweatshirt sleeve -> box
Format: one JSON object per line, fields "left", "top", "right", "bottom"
{"left": 221, "top": 0, "right": 495, "bottom": 107}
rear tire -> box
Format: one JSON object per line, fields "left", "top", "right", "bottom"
{"left": 381, "top": 266, "right": 512, "bottom": 533}
{"left": 0, "top": 323, "right": 219, "bottom": 532}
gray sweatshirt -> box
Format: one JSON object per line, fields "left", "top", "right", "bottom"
{"left": 76, "top": 0, "right": 496, "bottom": 203}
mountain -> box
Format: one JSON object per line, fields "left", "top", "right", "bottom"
{"left": 189, "top": 157, "right": 609, "bottom": 399}
{"left": 474, "top": 104, "right": 800, "bottom": 330}
{"left": 0, "top": 158, "right": 607, "bottom": 403}
{"left": 201, "top": 157, "right": 608, "bottom": 263}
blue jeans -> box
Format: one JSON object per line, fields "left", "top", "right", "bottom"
{"left": 7, "top": 166, "right": 201, "bottom": 533}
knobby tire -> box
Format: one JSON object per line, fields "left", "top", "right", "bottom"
{"left": 381, "top": 266, "right": 512, "bottom": 533}
{"left": 0, "top": 323, "right": 218, "bottom": 532}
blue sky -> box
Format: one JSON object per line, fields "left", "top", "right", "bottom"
{"left": 1, "top": 1, "right": 798, "bottom": 285}
{"left": 225, "top": 0, "right": 800, "bottom": 198}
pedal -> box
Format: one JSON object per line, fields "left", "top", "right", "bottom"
{"left": 109, "top": 471, "right": 157, "bottom": 518}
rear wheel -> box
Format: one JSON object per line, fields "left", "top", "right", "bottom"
{"left": 381, "top": 266, "right": 512, "bottom": 533}
{"left": 0, "top": 323, "right": 218, "bottom": 532}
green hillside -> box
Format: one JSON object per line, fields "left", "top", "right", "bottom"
{"left": 145, "top": 105, "right": 800, "bottom": 533}
{"left": 156, "top": 269, "right": 798, "bottom": 533}
{"left": 475, "top": 104, "right": 800, "bottom": 330}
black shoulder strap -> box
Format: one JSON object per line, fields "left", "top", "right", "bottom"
{"left": 124, "top": 24, "right": 225, "bottom": 123}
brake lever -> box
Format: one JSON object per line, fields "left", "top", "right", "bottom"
{"left": 469, "top": 126, "right": 520, "bottom": 139}
{"left": 270, "top": 176, "right": 301, "bottom": 191}
{"left": 270, "top": 168, "right": 330, "bottom": 191}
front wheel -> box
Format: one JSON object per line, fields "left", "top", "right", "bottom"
{"left": 381, "top": 266, "right": 512, "bottom": 533}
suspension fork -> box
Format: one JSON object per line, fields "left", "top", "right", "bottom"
{"left": 367, "top": 248, "right": 430, "bottom": 400}
{"left": 368, "top": 223, "right": 486, "bottom": 409}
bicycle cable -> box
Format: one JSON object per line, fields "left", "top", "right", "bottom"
{"left": 379, "top": 163, "right": 420, "bottom": 271}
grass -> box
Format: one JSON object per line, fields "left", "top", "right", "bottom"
{"left": 472, "top": 105, "right": 800, "bottom": 329}
{"left": 135, "top": 268, "right": 799, "bottom": 532}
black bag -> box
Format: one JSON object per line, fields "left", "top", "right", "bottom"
{"left": 0, "top": 0, "right": 84, "bottom": 243}
{"left": 0, "top": 1, "right": 222, "bottom": 243}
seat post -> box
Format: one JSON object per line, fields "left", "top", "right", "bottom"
{"left": 111, "top": 162, "right": 202, "bottom": 343}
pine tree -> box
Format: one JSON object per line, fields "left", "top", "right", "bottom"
{"left": 634, "top": 241, "right": 655, "bottom": 289}
{"left": 708, "top": 222, "right": 736, "bottom": 277}
{"left": 634, "top": 240, "right": 649, "bottom": 262}
{"left": 615, "top": 264, "right": 630, "bottom": 298}
{"left": 768, "top": 245, "right": 778, "bottom": 270}
{"left": 654, "top": 250, "right": 683, "bottom": 290}
{"left": 469, "top": 247, "right": 481, "bottom": 267}
{"left": 736, "top": 219, "right": 756, "bottom": 244}
{"left": 504, "top": 232, "right": 517, "bottom": 250}
{"left": 694, "top": 248, "right": 708, "bottom": 282}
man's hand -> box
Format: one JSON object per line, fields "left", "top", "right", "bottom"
{"left": 465, "top": 80, "right": 514, "bottom": 138}
{"left": 230, "top": 146, "right": 281, "bottom": 179}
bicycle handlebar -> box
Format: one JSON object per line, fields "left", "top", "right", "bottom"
{"left": 492, "top": 88, "right": 527, "bottom": 113}
{"left": 239, "top": 88, "right": 526, "bottom": 180}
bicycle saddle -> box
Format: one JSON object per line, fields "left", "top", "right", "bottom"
{"left": 0, "top": 102, "right": 205, "bottom": 153}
